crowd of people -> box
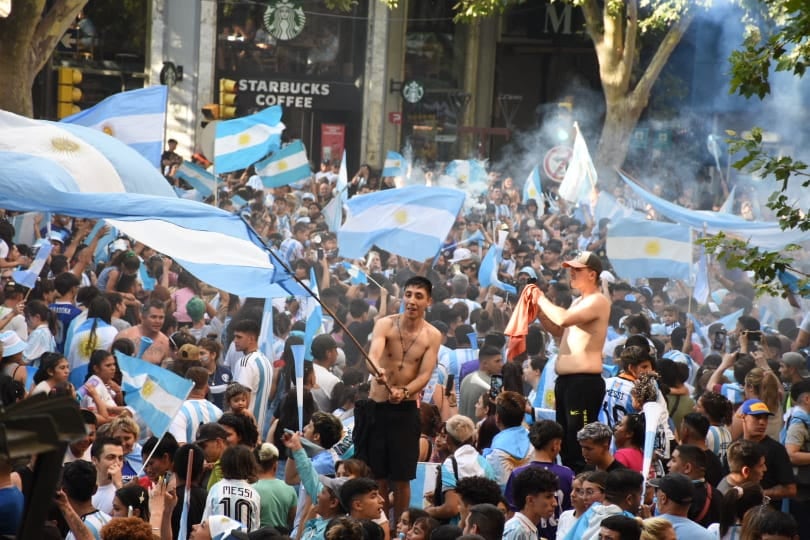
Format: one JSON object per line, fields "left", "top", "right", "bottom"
{"left": 0, "top": 153, "right": 807, "bottom": 540}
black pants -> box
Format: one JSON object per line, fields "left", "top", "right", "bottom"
{"left": 555, "top": 373, "right": 605, "bottom": 472}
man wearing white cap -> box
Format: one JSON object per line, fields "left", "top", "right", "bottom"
{"left": 535, "top": 251, "right": 609, "bottom": 471}
{"left": 190, "top": 515, "right": 245, "bottom": 540}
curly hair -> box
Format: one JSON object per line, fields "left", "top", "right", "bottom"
{"left": 699, "top": 391, "right": 734, "bottom": 425}
{"left": 631, "top": 373, "right": 661, "bottom": 406}
{"left": 100, "top": 516, "right": 154, "bottom": 540}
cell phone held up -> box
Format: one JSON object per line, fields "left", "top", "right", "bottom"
{"left": 712, "top": 329, "right": 727, "bottom": 352}
{"left": 445, "top": 374, "right": 455, "bottom": 396}
{"left": 489, "top": 374, "right": 504, "bottom": 400}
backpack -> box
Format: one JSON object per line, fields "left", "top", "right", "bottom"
{"left": 433, "top": 455, "right": 459, "bottom": 522}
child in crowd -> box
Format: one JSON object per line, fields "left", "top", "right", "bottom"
{"left": 225, "top": 382, "right": 254, "bottom": 421}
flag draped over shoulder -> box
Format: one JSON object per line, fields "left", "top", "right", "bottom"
{"left": 215, "top": 106, "right": 285, "bottom": 173}
{"left": 116, "top": 351, "right": 193, "bottom": 438}
{"left": 558, "top": 124, "right": 597, "bottom": 204}
{"left": 61, "top": 86, "right": 168, "bottom": 168}
{"left": 382, "top": 151, "right": 406, "bottom": 177}
{"left": 522, "top": 166, "right": 542, "bottom": 204}
{"left": 255, "top": 140, "right": 311, "bottom": 188}
{"left": 339, "top": 186, "right": 466, "bottom": 261}
{"left": 606, "top": 218, "right": 692, "bottom": 281}
{"left": 0, "top": 111, "right": 302, "bottom": 298}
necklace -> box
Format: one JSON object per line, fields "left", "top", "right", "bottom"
{"left": 397, "top": 315, "right": 424, "bottom": 370}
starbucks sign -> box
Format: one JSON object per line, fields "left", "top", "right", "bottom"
{"left": 264, "top": 0, "right": 306, "bottom": 41}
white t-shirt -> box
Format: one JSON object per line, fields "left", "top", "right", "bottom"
{"left": 204, "top": 478, "right": 261, "bottom": 531}
{"left": 92, "top": 482, "right": 116, "bottom": 515}
{"left": 233, "top": 351, "right": 273, "bottom": 438}
{"left": 80, "top": 375, "right": 117, "bottom": 411}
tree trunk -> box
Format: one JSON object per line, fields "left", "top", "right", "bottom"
{"left": 596, "top": 93, "right": 646, "bottom": 185}
{"left": 0, "top": 56, "right": 37, "bottom": 116}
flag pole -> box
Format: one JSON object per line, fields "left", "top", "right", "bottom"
{"left": 137, "top": 431, "right": 166, "bottom": 477}
{"left": 239, "top": 215, "right": 392, "bottom": 392}
{"left": 687, "top": 227, "right": 694, "bottom": 316}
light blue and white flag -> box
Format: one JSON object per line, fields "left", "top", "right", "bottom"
{"left": 291, "top": 344, "right": 306, "bottom": 433}
{"left": 478, "top": 244, "right": 517, "bottom": 295}
{"left": 176, "top": 161, "right": 216, "bottom": 198}
{"left": 593, "top": 191, "right": 643, "bottom": 224}
{"left": 173, "top": 186, "right": 204, "bottom": 202}
{"left": 641, "top": 400, "right": 664, "bottom": 500}
{"left": 304, "top": 267, "right": 323, "bottom": 361}
{"left": 619, "top": 171, "right": 810, "bottom": 250}
{"left": 382, "top": 151, "right": 406, "bottom": 177}
{"left": 409, "top": 462, "right": 437, "bottom": 509}
{"left": 10, "top": 212, "right": 42, "bottom": 246}
{"left": 12, "top": 242, "right": 52, "bottom": 289}
{"left": 116, "top": 350, "right": 194, "bottom": 438}
{"left": 255, "top": 140, "right": 311, "bottom": 188}
{"left": 336, "top": 150, "right": 349, "bottom": 206}
{"left": 61, "top": 86, "right": 168, "bottom": 168}
{"left": 340, "top": 262, "right": 368, "bottom": 285}
{"left": 715, "top": 308, "right": 745, "bottom": 332}
{"left": 693, "top": 246, "right": 710, "bottom": 304}
{"left": 522, "top": 166, "right": 542, "bottom": 204}
{"left": 215, "top": 106, "right": 285, "bottom": 173}
{"left": 558, "top": 124, "right": 597, "bottom": 204}
{"left": 339, "top": 186, "right": 466, "bottom": 261}
{"left": 259, "top": 297, "right": 275, "bottom": 361}
{"left": 445, "top": 159, "right": 487, "bottom": 185}
{"left": 606, "top": 218, "right": 692, "bottom": 281}
{"left": 718, "top": 186, "right": 737, "bottom": 214}
{"left": 0, "top": 109, "right": 175, "bottom": 197}
{"left": 322, "top": 195, "right": 342, "bottom": 233}
{"left": 0, "top": 112, "right": 303, "bottom": 299}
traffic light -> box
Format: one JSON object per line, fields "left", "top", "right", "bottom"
{"left": 57, "top": 67, "right": 82, "bottom": 119}
{"left": 219, "top": 78, "right": 237, "bottom": 119}
{"left": 201, "top": 104, "right": 219, "bottom": 128}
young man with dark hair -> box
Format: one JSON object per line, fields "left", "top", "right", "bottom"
{"left": 503, "top": 468, "right": 558, "bottom": 540}
{"left": 462, "top": 503, "right": 505, "bottom": 540}
{"left": 717, "top": 439, "right": 767, "bottom": 494}
{"left": 505, "top": 420, "right": 573, "bottom": 539}
{"left": 598, "top": 515, "right": 641, "bottom": 540}
{"left": 231, "top": 318, "right": 273, "bottom": 438}
{"left": 65, "top": 409, "right": 98, "bottom": 463}
{"left": 340, "top": 477, "right": 384, "bottom": 521}
{"left": 90, "top": 435, "right": 124, "bottom": 515}
{"left": 678, "top": 412, "right": 723, "bottom": 487}
{"left": 115, "top": 300, "right": 170, "bottom": 364}
{"left": 666, "top": 444, "right": 720, "bottom": 526}
{"left": 358, "top": 275, "right": 441, "bottom": 525}
{"left": 535, "top": 251, "right": 610, "bottom": 470}
{"left": 454, "top": 476, "right": 502, "bottom": 529}
{"left": 51, "top": 272, "right": 82, "bottom": 353}
{"left": 485, "top": 391, "right": 531, "bottom": 488}
{"left": 459, "top": 345, "right": 504, "bottom": 420}
{"left": 141, "top": 432, "right": 179, "bottom": 486}
{"left": 577, "top": 422, "right": 625, "bottom": 472}
{"left": 565, "top": 469, "right": 644, "bottom": 540}
{"left": 61, "top": 459, "right": 111, "bottom": 540}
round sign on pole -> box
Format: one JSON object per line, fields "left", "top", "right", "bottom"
{"left": 543, "top": 145, "right": 573, "bottom": 182}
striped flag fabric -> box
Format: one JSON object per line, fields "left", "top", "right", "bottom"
{"left": 303, "top": 267, "right": 323, "bottom": 361}
{"left": 115, "top": 351, "right": 193, "bottom": 438}
{"left": 340, "top": 262, "right": 368, "bottom": 285}
{"left": 339, "top": 186, "right": 466, "bottom": 261}
{"left": 255, "top": 140, "right": 312, "bottom": 188}
{"left": 382, "top": 151, "right": 406, "bottom": 177}
{"left": 478, "top": 244, "right": 517, "bottom": 295}
{"left": 522, "top": 166, "right": 542, "bottom": 203}
{"left": 12, "top": 241, "right": 52, "bottom": 289}
{"left": 606, "top": 218, "right": 692, "bottom": 281}
{"left": 61, "top": 86, "right": 168, "bottom": 168}
{"left": 176, "top": 161, "right": 216, "bottom": 198}
{"left": 214, "top": 106, "right": 285, "bottom": 173}
{"left": 558, "top": 123, "right": 597, "bottom": 203}
{"left": 445, "top": 159, "right": 487, "bottom": 185}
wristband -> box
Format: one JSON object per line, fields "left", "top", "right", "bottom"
{"left": 401, "top": 387, "right": 410, "bottom": 400}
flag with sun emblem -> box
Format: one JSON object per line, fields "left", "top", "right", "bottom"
{"left": 522, "top": 165, "right": 542, "bottom": 204}
{"left": 116, "top": 351, "right": 193, "bottom": 438}
{"left": 255, "top": 140, "right": 311, "bottom": 188}
{"left": 61, "top": 86, "right": 168, "bottom": 169}
{"left": 214, "top": 105, "right": 285, "bottom": 173}
{"left": 339, "top": 185, "right": 466, "bottom": 261}
{"left": 606, "top": 218, "right": 692, "bottom": 281}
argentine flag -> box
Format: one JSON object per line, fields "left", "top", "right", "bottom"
{"left": 339, "top": 186, "right": 465, "bottom": 261}
{"left": 176, "top": 161, "right": 216, "bottom": 198}
{"left": 478, "top": 244, "right": 517, "bottom": 295}
{"left": 255, "top": 140, "right": 312, "bottom": 188}
{"left": 606, "top": 218, "right": 692, "bottom": 281}
{"left": 445, "top": 159, "right": 487, "bottom": 185}
{"left": 558, "top": 123, "right": 597, "bottom": 204}
{"left": 383, "top": 151, "right": 406, "bottom": 177}
{"left": 522, "top": 166, "right": 542, "bottom": 204}
{"left": 116, "top": 351, "right": 193, "bottom": 438}
{"left": 61, "top": 85, "right": 168, "bottom": 168}
{"left": 215, "top": 106, "right": 285, "bottom": 173}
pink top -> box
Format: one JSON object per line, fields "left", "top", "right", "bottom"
{"left": 172, "top": 287, "right": 196, "bottom": 323}
{"left": 614, "top": 447, "right": 643, "bottom": 472}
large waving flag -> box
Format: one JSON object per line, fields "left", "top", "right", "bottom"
{"left": 61, "top": 86, "right": 168, "bottom": 168}
{"left": 478, "top": 244, "right": 517, "bottom": 295}
{"left": 116, "top": 351, "right": 193, "bottom": 437}
{"left": 382, "top": 151, "right": 406, "bottom": 177}
{"left": 176, "top": 161, "right": 216, "bottom": 198}
{"left": 215, "top": 106, "right": 285, "bottom": 173}
{"left": 339, "top": 186, "right": 465, "bottom": 261}
{"left": 445, "top": 159, "right": 487, "bottom": 185}
{"left": 558, "top": 123, "right": 597, "bottom": 203}
{"left": 593, "top": 191, "right": 644, "bottom": 224}
{"left": 0, "top": 111, "right": 302, "bottom": 299}
{"left": 12, "top": 242, "right": 52, "bottom": 289}
{"left": 255, "top": 140, "right": 311, "bottom": 188}
{"left": 522, "top": 166, "right": 542, "bottom": 203}
{"left": 619, "top": 171, "right": 810, "bottom": 250}
{"left": 303, "top": 268, "right": 324, "bottom": 361}
{"left": 606, "top": 218, "right": 692, "bottom": 281}
{"left": 336, "top": 150, "right": 349, "bottom": 205}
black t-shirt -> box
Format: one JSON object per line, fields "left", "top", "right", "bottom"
{"left": 757, "top": 436, "right": 796, "bottom": 499}
{"left": 688, "top": 481, "right": 721, "bottom": 527}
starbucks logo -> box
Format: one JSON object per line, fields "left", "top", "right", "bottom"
{"left": 264, "top": 0, "right": 306, "bottom": 41}
{"left": 402, "top": 80, "right": 424, "bottom": 104}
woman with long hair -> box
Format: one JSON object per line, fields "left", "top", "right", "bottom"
{"left": 81, "top": 349, "right": 126, "bottom": 423}
{"left": 708, "top": 482, "right": 764, "bottom": 540}
{"left": 23, "top": 299, "right": 56, "bottom": 363}
{"left": 731, "top": 366, "right": 783, "bottom": 440}
{"left": 67, "top": 296, "right": 117, "bottom": 369}
{"left": 613, "top": 413, "right": 646, "bottom": 473}
{"left": 203, "top": 445, "right": 260, "bottom": 531}
{"left": 110, "top": 484, "right": 150, "bottom": 522}
{"left": 30, "top": 352, "right": 69, "bottom": 396}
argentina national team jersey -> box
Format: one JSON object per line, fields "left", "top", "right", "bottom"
{"left": 169, "top": 398, "right": 223, "bottom": 444}
{"left": 234, "top": 351, "right": 273, "bottom": 439}
{"left": 599, "top": 375, "right": 636, "bottom": 429}
{"left": 204, "top": 478, "right": 261, "bottom": 531}
{"left": 66, "top": 510, "right": 111, "bottom": 540}
{"left": 706, "top": 424, "right": 733, "bottom": 461}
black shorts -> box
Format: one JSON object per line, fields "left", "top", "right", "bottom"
{"left": 356, "top": 400, "right": 420, "bottom": 481}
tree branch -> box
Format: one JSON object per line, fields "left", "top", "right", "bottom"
{"left": 30, "top": 0, "right": 88, "bottom": 78}
{"left": 630, "top": 8, "right": 694, "bottom": 107}
{"left": 620, "top": 0, "right": 638, "bottom": 89}
{"left": 580, "top": 0, "right": 603, "bottom": 45}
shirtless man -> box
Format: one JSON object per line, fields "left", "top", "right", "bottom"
{"left": 358, "top": 275, "right": 441, "bottom": 525}
{"left": 536, "top": 251, "right": 609, "bottom": 471}
{"left": 115, "top": 300, "right": 170, "bottom": 365}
